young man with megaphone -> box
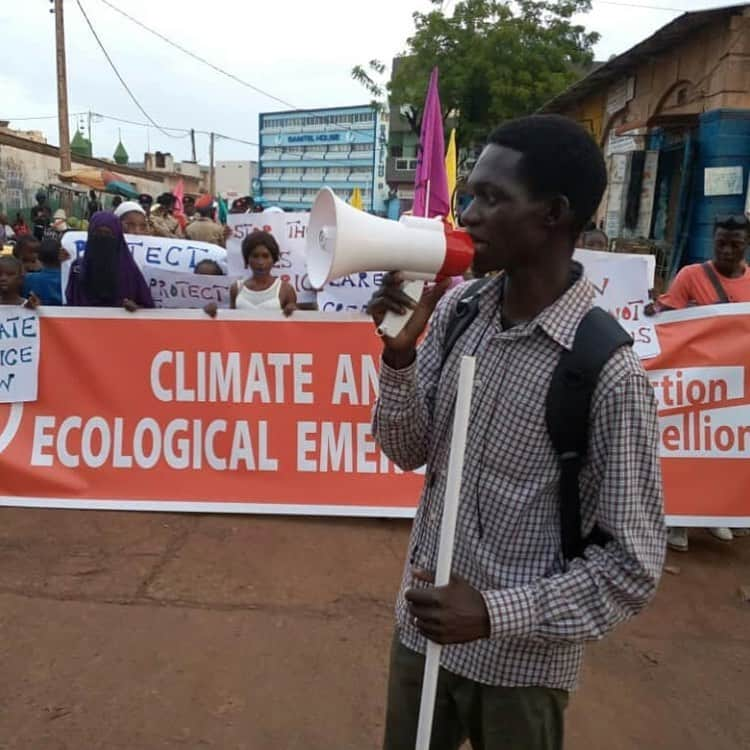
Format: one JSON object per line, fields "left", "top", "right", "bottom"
{"left": 367, "top": 114, "right": 666, "bottom": 750}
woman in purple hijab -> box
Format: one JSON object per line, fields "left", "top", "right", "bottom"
{"left": 66, "top": 211, "right": 154, "bottom": 310}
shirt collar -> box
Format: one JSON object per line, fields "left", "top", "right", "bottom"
{"left": 533, "top": 263, "right": 595, "bottom": 350}
{"left": 478, "top": 261, "right": 594, "bottom": 351}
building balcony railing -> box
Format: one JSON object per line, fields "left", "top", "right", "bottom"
{"left": 260, "top": 179, "right": 306, "bottom": 187}
{"left": 386, "top": 160, "right": 416, "bottom": 184}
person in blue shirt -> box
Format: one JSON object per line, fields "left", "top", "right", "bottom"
{"left": 23, "top": 237, "right": 63, "bottom": 305}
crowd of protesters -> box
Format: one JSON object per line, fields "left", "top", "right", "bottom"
{"left": 1, "top": 189, "right": 294, "bottom": 316}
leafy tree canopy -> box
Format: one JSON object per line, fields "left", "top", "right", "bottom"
{"left": 353, "top": 0, "right": 598, "bottom": 147}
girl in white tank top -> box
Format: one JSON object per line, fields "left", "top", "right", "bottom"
{"left": 230, "top": 230, "right": 297, "bottom": 315}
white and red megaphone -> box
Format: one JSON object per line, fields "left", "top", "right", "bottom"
{"left": 306, "top": 188, "right": 474, "bottom": 337}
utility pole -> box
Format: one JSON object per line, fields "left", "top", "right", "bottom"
{"left": 190, "top": 129, "right": 197, "bottom": 163}
{"left": 53, "top": 0, "right": 71, "bottom": 174}
{"left": 209, "top": 132, "right": 216, "bottom": 196}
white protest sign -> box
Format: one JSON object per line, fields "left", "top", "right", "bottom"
{"left": 278, "top": 212, "right": 317, "bottom": 304}
{"left": 60, "top": 232, "right": 228, "bottom": 304}
{"left": 317, "top": 272, "right": 385, "bottom": 312}
{"left": 142, "top": 267, "right": 241, "bottom": 309}
{"left": 61, "top": 232, "right": 227, "bottom": 273}
{"left": 0, "top": 309, "right": 40, "bottom": 402}
{"left": 227, "top": 212, "right": 317, "bottom": 304}
{"left": 226, "top": 213, "right": 283, "bottom": 276}
{"left": 576, "top": 250, "right": 660, "bottom": 359}
{"left": 575, "top": 247, "right": 656, "bottom": 289}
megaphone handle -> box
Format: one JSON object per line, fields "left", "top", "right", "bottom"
{"left": 377, "top": 280, "right": 425, "bottom": 339}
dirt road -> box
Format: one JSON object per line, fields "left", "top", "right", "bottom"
{"left": 0, "top": 508, "right": 747, "bottom": 749}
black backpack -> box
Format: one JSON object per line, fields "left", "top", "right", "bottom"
{"left": 442, "top": 278, "right": 633, "bottom": 562}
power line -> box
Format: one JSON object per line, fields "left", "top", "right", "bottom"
{"left": 91, "top": 113, "right": 260, "bottom": 147}
{"left": 74, "top": 0, "right": 187, "bottom": 139}
{"left": 6, "top": 110, "right": 260, "bottom": 150}
{"left": 90, "top": 111, "right": 191, "bottom": 134}
{"left": 3, "top": 112, "right": 85, "bottom": 121}
{"left": 592, "top": 0, "right": 685, "bottom": 12}
{"left": 95, "top": 0, "right": 298, "bottom": 110}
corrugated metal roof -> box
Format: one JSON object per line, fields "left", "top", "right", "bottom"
{"left": 540, "top": 4, "right": 749, "bottom": 113}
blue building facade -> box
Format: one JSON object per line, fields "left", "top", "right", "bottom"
{"left": 256, "top": 105, "right": 389, "bottom": 214}
{"left": 682, "top": 110, "right": 750, "bottom": 266}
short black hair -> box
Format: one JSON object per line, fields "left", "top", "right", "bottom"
{"left": 0, "top": 255, "right": 23, "bottom": 274}
{"left": 13, "top": 235, "right": 40, "bottom": 258}
{"left": 38, "top": 238, "right": 62, "bottom": 267}
{"left": 242, "top": 230, "right": 280, "bottom": 265}
{"left": 487, "top": 114, "right": 607, "bottom": 236}
{"left": 194, "top": 259, "right": 224, "bottom": 275}
{"left": 714, "top": 214, "right": 749, "bottom": 233}
{"left": 157, "top": 192, "right": 175, "bottom": 208}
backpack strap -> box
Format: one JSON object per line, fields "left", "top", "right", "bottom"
{"left": 701, "top": 262, "right": 730, "bottom": 304}
{"left": 546, "top": 307, "right": 633, "bottom": 562}
{"left": 441, "top": 277, "right": 492, "bottom": 366}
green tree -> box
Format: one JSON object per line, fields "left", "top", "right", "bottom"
{"left": 354, "top": 0, "right": 598, "bottom": 146}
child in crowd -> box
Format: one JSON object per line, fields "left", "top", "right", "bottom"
{"left": 23, "top": 238, "right": 63, "bottom": 305}
{"left": 13, "top": 235, "right": 42, "bottom": 273}
{"left": 194, "top": 260, "right": 224, "bottom": 275}
{"left": 230, "top": 230, "right": 296, "bottom": 316}
{"left": 0, "top": 256, "right": 39, "bottom": 309}
{"left": 194, "top": 258, "right": 225, "bottom": 318}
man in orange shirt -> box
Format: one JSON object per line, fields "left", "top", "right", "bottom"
{"left": 649, "top": 214, "right": 750, "bottom": 312}
{"left": 647, "top": 214, "right": 750, "bottom": 551}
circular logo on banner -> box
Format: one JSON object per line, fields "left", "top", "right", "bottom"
{"left": 0, "top": 403, "right": 24, "bottom": 454}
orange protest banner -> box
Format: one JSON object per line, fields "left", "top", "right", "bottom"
{"left": 643, "top": 303, "right": 750, "bottom": 525}
{"left": 0, "top": 309, "right": 423, "bottom": 516}
{"left": 0, "top": 306, "right": 748, "bottom": 525}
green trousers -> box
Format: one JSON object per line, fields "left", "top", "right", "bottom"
{"left": 383, "top": 632, "right": 568, "bottom": 750}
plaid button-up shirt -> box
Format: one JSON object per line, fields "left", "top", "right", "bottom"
{"left": 373, "top": 267, "right": 665, "bottom": 691}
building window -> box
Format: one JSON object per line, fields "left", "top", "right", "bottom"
{"left": 390, "top": 145, "right": 403, "bottom": 158}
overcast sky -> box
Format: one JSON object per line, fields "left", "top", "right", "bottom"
{"left": 1, "top": 0, "right": 734, "bottom": 165}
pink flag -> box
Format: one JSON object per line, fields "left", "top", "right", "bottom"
{"left": 412, "top": 67, "right": 450, "bottom": 219}
{"left": 172, "top": 179, "right": 185, "bottom": 215}
{"left": 172, "top": 179, "right": 187, "bottom": 231}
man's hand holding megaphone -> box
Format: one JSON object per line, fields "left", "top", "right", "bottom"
{"left": 366, "top": 272, "right": 452, "bottom": 370}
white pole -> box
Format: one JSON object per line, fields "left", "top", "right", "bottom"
{"left": 424, "top": 179, "right": 431, "bottom": 218}
{"left": 414, "top": 355, "right": 476, "bottom": 750}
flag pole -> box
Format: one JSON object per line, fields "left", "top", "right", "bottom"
{"left": 414, "top": 355, "right": 476, "bottom": 750}
{"left": 424, "top": 180, "right": 431, "bottom": 218}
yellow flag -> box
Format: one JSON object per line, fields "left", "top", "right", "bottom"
{"left": 445, "top": 128, "right": 457, "bottom": 226}
{"left": 350, "top": 187, "right": 363, "bottom": 211}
